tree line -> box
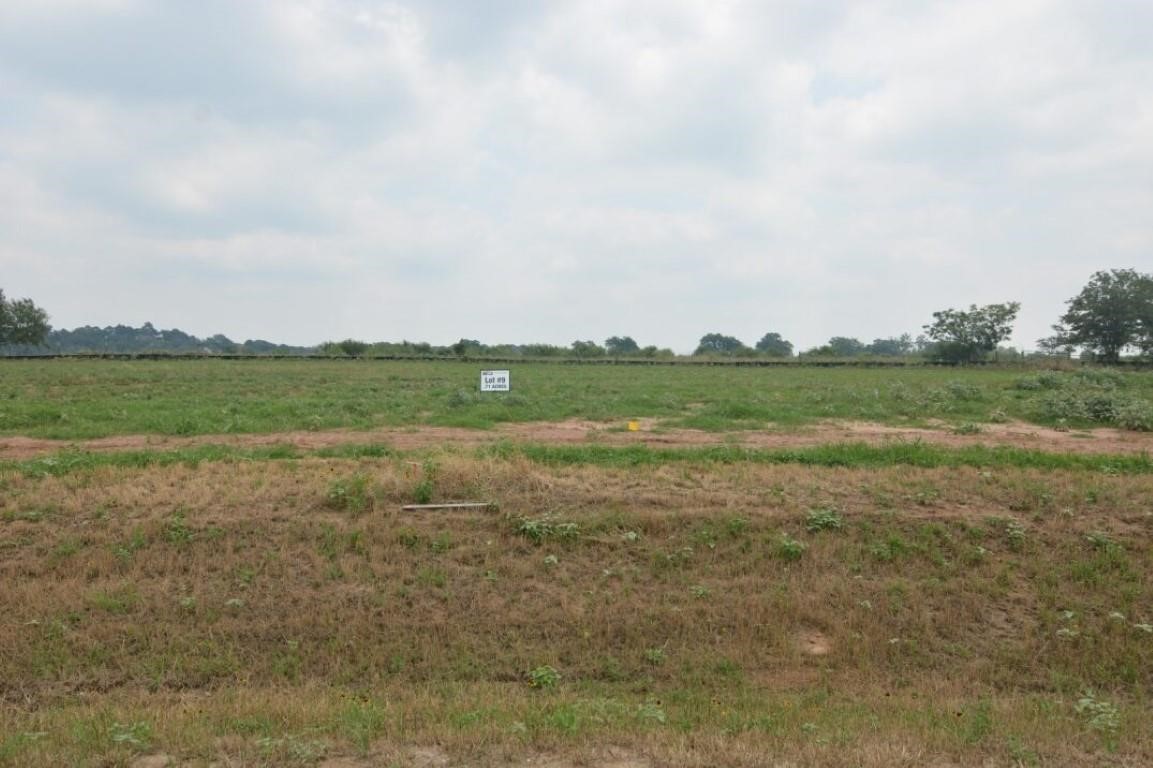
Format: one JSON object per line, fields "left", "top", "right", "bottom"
{"left": 3, "top": 270, "right": 1152, "bottom": 362}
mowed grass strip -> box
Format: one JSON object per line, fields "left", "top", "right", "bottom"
{"left": 494, "top": 441, "right": 1153, "bottom": 473}
{"left": 2, "top": 358, "right": 1151, "bottom": 438}
{"left": 0, "top": 685, "right": 1123, "bottom": 768}
{"left": 5, "top": 439, "right": 1151, "bottom": 479}
{"left": 2, "top": 456, "right": 1151, "bottom": 765}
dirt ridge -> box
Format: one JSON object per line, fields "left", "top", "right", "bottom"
{"left": 0, "top": 419, "right": 1149, "bottom": 460}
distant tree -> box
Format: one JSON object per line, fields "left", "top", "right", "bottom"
{"left": 826, "top": 336, "right": 866, "bottom": 357}
{"left": 604, "top": 336, "right": 640, "bottom": 356}
{"left": 923, "top": 302, "right": 1020, "bottom": 363}
{"left": 207, "top": 334, "right": 239, "bottom": 354}
{"left": 451, "top": 338, "right": 483, "bottom": 356}
{"left": 328, "top": 339, "right": 368, "bottom": 357}
{"left": 0, "top": 289, "right": 51, "bottom": 347}
{"left": 694, "top": 333, "right": 749, "bottom": 356}
{"left": 521, "top": 343, "right": 565, "bottom": 357}
{"left": 754, "top": 332, "right": 793, "bottom": 357}
{"left": 1043, "top": 269, "right": 1153, "bottom": 362}
{"left": 570, "top": 340, "right": 606, "bottom": 358}
{"left": 866, "top": 334, "right": 914, "bottom": 356}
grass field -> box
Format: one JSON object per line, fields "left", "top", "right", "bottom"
{"left": 2, "top": 358, "right": 1152, "bottom": 439}
{"left": 1, "top": 360, "right": 1152, "bottom": 767}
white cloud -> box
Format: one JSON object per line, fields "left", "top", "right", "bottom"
{"left": 1, "top": 0, "right": 1149, "bottom": 350}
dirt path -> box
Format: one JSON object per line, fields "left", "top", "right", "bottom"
{"left": 0, "top": 419, "right": 1149, "bottom": 460}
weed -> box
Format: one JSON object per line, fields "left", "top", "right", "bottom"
{"left": 396, "top": 528, "right": 422, "bottom": 549}
{"left": 805, "top": 507, "right": 843, "bottom": 532}
{"left": 165, "top": 509, "right": 194, "bottom": 546}
{"left": 335, "top": 699, "right": 387, "bottom": 754}
{"left": 725, "top": 516, "right": 750, "bottom": 537}
{"left": 913, "top": 485, "right": 940, "bottom": 506}
{"left": 516, "top": 516, "right": 580, "bottom": 543}
{"left": 417, "top": 567, "right": 447, "bottom": 588}
{"left": 953, "top": 422, "right": 982, "bottom": 435}
{"left": 643, "top": 645, "right": 667, "bottom": 666}
{"left": 256, "top": 734, "right": 328, "bottom": 763}
{"left": 1004, "top": 519, "right": 1027, "bottom": 552}
{"left": 527, "top": 665, "right": 561, "bottom": 689}
{"left": 689, "top": 584, "right": 711, "bottom": 599}
{"left": 776, "top": 534, "right": 806, "bottom": 561}
{"left": 326, "top": 473, "right": 374, "bottom": 514}
{"left": 636, "top": 700, "right": 667, "bottom": 724}
{"left": 412, "top": 459, "right": 438, "bottom": 504}
{"left": 961, "top": 699, "right": 992, "bottom": 744}
{"left": 1076, "top": 691, "right": 1120, "bottom": 746}
{"left": 653, "top": 546, "right": 694, "bottom": 572}
{"left": 1085, "top": 531, "right": 1121, "bottom": 554}
{"left": 50, "top": 537, "right": 84, "bottom": 560}
{"left": 88, "top": 586, "right": 139, "bottom": 614}
{"left": 108, "top": 721, "right": 151, "bottom": 750}
{"left": 870, "top": 535, "right": 908, "bottom": 563}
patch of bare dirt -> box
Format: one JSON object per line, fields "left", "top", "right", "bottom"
{"left": 523, "top": 749, "right": 651, "bottom": 768}
{"left": 0, "top": 418, "right": 1149, "bottom": 460}
{"left": 129, "top": 756, "right": 175, "bottom": 768}
{"left": 794, "top": 629, "right": 833, "bottom": 657}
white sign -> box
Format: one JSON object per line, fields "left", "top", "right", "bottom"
{"left": 480, "top": 370, "right": 511, "bottom": 392}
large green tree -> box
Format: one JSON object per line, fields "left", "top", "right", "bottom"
{"left": 604, "top": 336, "right": 640, "bottom": 355}
{"left": 866, "top": 334, "right": 914, "bottom": 356}
{"left": 694, "top": 333, "right": 750, "bottom": 356}
{"left": 0, "top": 289, "right": 51, "bottom": 347}
{"left": 923, "top": 302, "right": 1020, "bottom": 363}
{"left": 754, "top": 332, "right": 793, "bottom": 357}
{"left": 570, "top": 340, "right": 606, "bottom": 358}
{"left": 1044, "top": 269, "right": 1153, "bottom": 362}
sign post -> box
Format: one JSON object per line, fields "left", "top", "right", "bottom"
{"left": 480, "top": 370, "right": 510, "bottom": 393}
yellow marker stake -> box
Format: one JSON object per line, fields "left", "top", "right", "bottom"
{"left": 628, "top": 420, "right": 639, "bottom": 432}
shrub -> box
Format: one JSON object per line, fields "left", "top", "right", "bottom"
{"left": 1116, "top": 400, "right": 1153, "bottom": 431}
{"left": 527, "top": 665, "right": 561, "bottom": 689}
{"left": 1014, "top": 372, "right": 1063, "bottom": 391}
{"left": 805, "top": 508, "right": 843, "bottom": 532}
{"left": 517, "top": 516, "right": 580, "bottom": 543}
{"left": 776, "top": 534, "right": 807, "bottom": 561}
{"left": 945, "top": 380, "right": 983, "bottom": 401}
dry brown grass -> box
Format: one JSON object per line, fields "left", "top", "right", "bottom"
{"left": 2, "top": 453, "right": 1151, "bottom": 766}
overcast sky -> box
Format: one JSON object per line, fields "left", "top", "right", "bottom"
{"left": 2, "top": 1, "right": 1150, "bottom": 351}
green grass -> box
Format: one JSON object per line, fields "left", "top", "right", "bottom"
{"left": 2, "top": 358, "right": 1151, "bottom": 439}
{"left": 3, "top": 440, "right": 1150, "bottom": 480}
{"left": 492, "top": 442, "right": 1153, "bottom": 474}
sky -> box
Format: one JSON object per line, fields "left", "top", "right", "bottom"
{"left": 2, "top": 0, "right": 1151, "bottom": 352}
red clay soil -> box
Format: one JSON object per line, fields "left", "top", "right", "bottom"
{"left": 0, "top": 419, "right": 1149, "bottom": 460}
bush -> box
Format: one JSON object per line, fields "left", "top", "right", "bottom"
{"left": 776, "top": 534, "right": 807, "bottom": 561}
{"left": 945, "top": 380, "right": 983, "bottom": 401}
{"left": 805, "top": 508, "right": 843, "bottom": 532}
{"left": 1014, "top": 372, "right": 1064, "bottom": 391}
{"left": 1116, "top": 400, "right": 1153, "bottom": 431}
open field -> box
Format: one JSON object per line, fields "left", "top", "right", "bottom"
{"left": 2, "top": 360, "right": 1152, "bottom": 766}
{"left": 2, "top": 359, "right": 1152, "bottom": 439}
